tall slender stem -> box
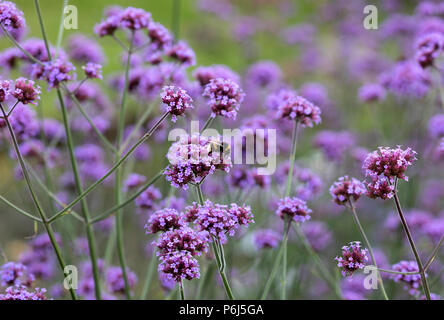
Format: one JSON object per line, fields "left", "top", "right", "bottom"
{"left": 392, "top": 179, "right": 431, "bottom": 300}
{"left": 179, "top": 280, "right": 185, "bottom": 300}
{"left": 33, "top": 0, "right": 101, "bottom": 299}
{"left": 113, "top": 32, "right": 135, "bottom": 300}
{"left": 281, "top": 120, "right": 299, "bottom": 299}
{"left": 349, "top": 200, "right": 388, "bottom": 300}
{"left": 140, "top": 251, "right": 157, "bottom": 300}
{"left": 0, "top": 103, "right": 77, "bottom": 300}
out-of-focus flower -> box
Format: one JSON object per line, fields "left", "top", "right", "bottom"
{"left": 0, "top": 1, "right": 26, "bottom": 35}
{"left": 275, "top": 197, "right": 312, "bottom": 223}
{"left": 301, "top": 222, "right": 332, "bottom": 252}
{"left": 335, "top": 241, "right": 368, "bottom": 276}
{"left": 253, "top": 229, "right": 280, "bottom": 250}
{"left": 313, "top": 131, "right": 356, "bottom": 162}
{"left": 32, "top": 59, "right": 76, "bottom": 89}
{"left": 166, "top": 41, "right": 196, "bottom": 66}
{"left": 135, "top": 186, "right": 161, "bottom": 213}
{"left": 428, "top": 114, "right": 444, "bottom": 138}
{"left": 330, "top": 176, "right": 366, "bottom": 205}
{"left": 0, "top": 262, "right": 34, "bottom": 288}
{"left": 123, "top": 173, "right": 146, "bottom": 192}
{"left": 380, "top": 61, "right": 430, "bottom": 98}
{"left": 147, "top": 22, "right": 173, "bottom": 51}
{"left": 66, "top": 34, "right": 105, "bottom": 64}
{"left": 245, "top": 61, "right": 282, "bottom": 89}
{"left": 389, "top": 261, "right": 423, "bottom": 296}
{"left": 161, "top": 85, "right": 193, "bottom": 122}
{"left": 82, "top": 63, "right": 103, "bottom": 80}
{"left": 193, "top": 65, "right": 240, "bottom": 87}
{"left": 358, "top": 83, "right": 386, "bottom": 103}
{"left": 415, "top": 33, "right": 444, "bottom": 68}
{"left": 105, "top": 266, "right": 137, "bottom": 294}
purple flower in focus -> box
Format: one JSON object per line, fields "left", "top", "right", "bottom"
{"left": 335, "top": 241, "right": 369, "bottom": 276}
{"left": 145, "top": 208, "right": 185, "bottom": 234}
{"left": 12, "top": 78, "right": 41, "bottom": 105}
{"left": 161, "top": 85, "right": 194, "bottom": 122}
{"left": 276, "top": 95, "right": 321, "bottom": 127}
{"left": 330, "top": 176, "right": 366, "bottom": 205}
{"left": 365, "top": 178, "right": 395, "bottom": 200}
{"left": 158, "top": 251, "right": 200, "bottom": 282}
{"left": 275, "top": 197, "right": 312, "bottom": 223}
{"left": 0, "top": 286, "right": 47, "bottom": 300}
{"left": 155, "top": 227, "right": 209, "bottom": 257}
{"left": 203, "top": 78, "right": 245, "bottom": 120}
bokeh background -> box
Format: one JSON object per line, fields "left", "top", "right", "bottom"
{"left": 1, "top": 0, "right": 443, "bottom": 300}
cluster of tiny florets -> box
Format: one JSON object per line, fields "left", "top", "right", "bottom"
{"left": 144, "top": 208, "right": 185, "bottom": 234}
{"left": 155, "top": 227, "right": 209, "bottom": 257}
{"left": 275, "top": 197, "right": 312, "bottom": 223}
{"left": 203, "top": 78, "right": 245, "bottom": 119}
{"left": 82, "top": 62, "right": 103, "bottom": 79}
{"left": 335, "top": 241, "right": 369, "bottom": 276}
{"left": 161, "top": 85, "right": 194, "bottom": 122}
{"left": 164, "top": 133, "right": 231, "bottom": 189}
{"left": 0, "top": 1, "right": 26, "bottom": 35}
{"left": 95, "top": 7, "right": 152, "bottom": 36}
{"left": 32, "top": 59, "right": 76, "bottom": 89}
{"left": 329, "top": 176, "right": 366, "bottom": 205}
{"left": 158, "top": 251, "right": 200, "bottom": 282}
{"left": 0, "top": 286, "right": 47, "bottom": 300}
{"left": 0, "top": 262, "right": 35, "bottom": 288}
{"left": 275, "top": 94, "right": 322, "bottom": 127}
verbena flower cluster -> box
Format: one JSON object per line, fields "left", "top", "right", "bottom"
{"left": 335, "top": 241, "right": 369, "bottom": 277}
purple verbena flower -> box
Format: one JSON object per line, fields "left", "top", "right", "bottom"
{"left": 276, "top": 95, "right": 321, "bottom": 127}
{"left": 330, "top": 176, "right": 366, "bottom": 205}
{"left": 428, "top": 114, "right": 444, "bottom": 138}
{"left": 0, "top": 1, "right": 26, "bottom": 34}
{"left": 105, "top": 266, "right": 137, "bottom": 294}
{"left": 253, "top": 229, "right": 280, "bottom": 250}
{"left": 166, "top": 41, "right": 196, "bottom": 66}
{"left": 161, "top": 85, "right": 193, "bottom": 122}
{"left": 82, "top": 63, "right": 103, "bottom": 80}
{"left": 155, "top": 227, "right": 209, "bottom": 257}
{"left": 415, "top": 32, "right": 444, "bottom": 68}
{"left": 389, "top": 261, "right": 423, "bottom": 296}
{"left": 158, "top": 251, "right": 200, "bottom": 282}
{"left": 0, "top": 286, "right": 47, "bottom": 300}
{"left": 203, "top": 78, "right": 245, "bottom": 120}
{"left": 358, "top": 83, "right": 386, "bottom": 103}
{"left": 275, "top": 197, "right": 312, "bottom": 223}
{"left": 12, "top": 77, "right": 41, "bottom": 105}
{"left": 0, "top": 262, "right": 35, "bottom": 288}
{"left": 335, "top": 241, "right": 369, "bottom": 276}
{"left": 365, "top": 178, "right": 395, "bottom": 200}
{"left": 32, "top": 59, "right": 76, "bottom": 89}
{"left": 144, "top": 208, "right": 185, "bottom": 234}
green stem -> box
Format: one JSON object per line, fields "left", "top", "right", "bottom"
{"left": 424, "top": 235, "right": 444, "bottom": 271}
{"left": 392, "top": 179, "right": 431, "bottom": 300}
{"left": 48, "top": 113, "right": 168, "bottom": 223}
{"left": 140, "top": 251, "right": 157, "bottom": 300}
{"left": 0, "top": 24, "right": 43, "bottom": 65}
{"left": 113, "top": 32, "right": 135, "bottom": 300}
{"left": 201, "top": 116, "right": 214, "bottom": 132}
{"left": 55, "top": 0, "right": 68, "bottom": 57}
{"left": 61, "top": 83, "right": 117, "bottom": 153}
{"left": 179, "top": 280, "right": 185, "bottom": 300}
{"left": 34, "top": 0, "right": 101, "bottom": 299}
{"left": 349, "top": 200, "right": 388, "bottom": 300}
{"left": 0, "top": 103, "right": 77, "bottom": 300}
{"left": 90, "top": 169, "right": 164, "bottom": 224}
{"left": 0, "top": 195, "right": 42, "bottom": 222}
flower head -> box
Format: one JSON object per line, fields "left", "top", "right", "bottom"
{"left": 365, "top": 178, "right": 395, "bottom": 200}
{"left": 144, "top": 208, "right": 185, "bottom": 234}
{"left": 0, "top": 79, "right": 11, "bottom": 102}
{"left": 203, "top": 78, "right": 245, "bottom": 119}
{"left": 428, "top": 114, "right": 444, "bottom": 138}
{"left": 155, "top": 227, "right": 209, "bottom": 257}
{"left": 119, "top": 7, "right": 152, "bottom": 31}
{"left": 193, "top": 65, "right": 240, "bottom": 87}
{"left": 161, "top": 85, "right": 193, "bottom": 122}
{"left": 335, "top": 241, "right": 369, "bottom": 276}
{"left": 158, "top": 251, "right": 200, "bottom": 282}
{"left": 363, "top": 146, "right": 417, "bottom": 181}
{"left": 12, "top": 78, "right": 41, "bottom": 105}
{"left": 358, "top": 83, "right": 386, "bottom": 103}
{"left": 148, "top": 22, "right": 173, "bottom": 51}
{"left": 0, "top": 286, "right": 47, "bottom": 300}
{"left": 276, "top": 95, "right": 321, "bottom": 127}
{"left": 330, "top": 176, "right": 366, "bottom": 205}
{"left": 275, "top": 197, "right": 312, "bottom": 223}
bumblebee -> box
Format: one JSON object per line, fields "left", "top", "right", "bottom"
{"left": 207, "top": 140, "right": 231, "bottom": 156}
